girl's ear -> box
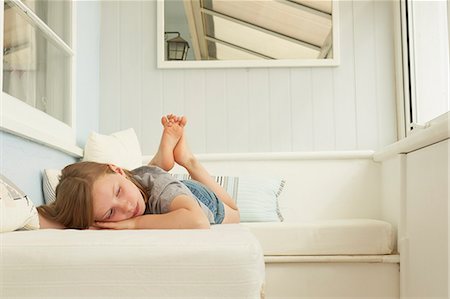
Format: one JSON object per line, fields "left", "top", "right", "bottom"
{"left": 108, "top": 164, "right": 125, "bottom": 175}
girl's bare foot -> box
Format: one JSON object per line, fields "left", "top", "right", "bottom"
{"left": 172, "top": 116, "right": 197, "bottom": 170}
{"left": 149, "top": 115, "right": 186, "bottom": 171}
{"left": 173, "top": 133, "right": 196, "bottom": 170}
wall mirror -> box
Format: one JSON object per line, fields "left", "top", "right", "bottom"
{"left": 157, "top": 0, "right": 340, "bottom": 69}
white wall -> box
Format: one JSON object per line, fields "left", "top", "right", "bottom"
{"left": 100, "top": 0, "right": 397, "bottom": 155}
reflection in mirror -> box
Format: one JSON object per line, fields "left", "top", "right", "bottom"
{"left": 165, "top": 31, "right": 190, "bottom": 60}
{"left": 159, "top": 0, "right": 339, "bottom": 68}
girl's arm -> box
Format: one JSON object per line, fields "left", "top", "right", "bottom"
{"left": 94, "top": 195, "right": 210, "bottom": 230}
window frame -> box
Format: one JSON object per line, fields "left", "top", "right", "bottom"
{"left": 395, "top": 0, "right": 450, "bottom": 138}
{"left": 0, "top": 0, "right": 82, "bottom": 157}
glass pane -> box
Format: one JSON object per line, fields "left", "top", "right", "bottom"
{"left": 164, "top": 1, "right": 195, "bottom": 61}
{"left": 3, "top": 2, "right": 71, "bottom": 125}
{"left": 411, "top": 0, "right": 450, "bottom": 124}
{"left": 17, "top": 0, "right": 71, "bottom": 46}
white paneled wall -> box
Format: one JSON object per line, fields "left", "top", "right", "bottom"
{"left": 100, "top": 0, "right": 397, "bottom": 155}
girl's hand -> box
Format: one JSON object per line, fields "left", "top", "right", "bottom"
{"left": 94, "top": 218, "right": 137, "bottom": 230}
{"left": 88, "top": 225, "right": 102, "bottom": 230}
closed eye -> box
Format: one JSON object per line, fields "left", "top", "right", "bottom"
{"left": 104, "top": 187, "right": 121, "bottom": 220}
{"left": 106, "top": 208, "right": 114, "bottom": 220}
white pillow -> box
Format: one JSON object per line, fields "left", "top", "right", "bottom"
{"left": 171, "top": 173, "right": 285, "bottom": 222}
{"left": 83, "top": 128, "right": 143, "bottom": 170}
{"left": 0, "top": 175, "right": 40, "bottom": 232}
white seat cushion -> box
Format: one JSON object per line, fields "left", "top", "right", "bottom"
{"left": 2, "top": 224, "right": 264, "bottom": 298}
{"left": 242, "top": 219, "right": 395, "bottom": 255}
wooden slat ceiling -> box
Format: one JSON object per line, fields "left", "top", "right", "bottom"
{"left": 184, "top": 0, "right": 333, "bottom": 60}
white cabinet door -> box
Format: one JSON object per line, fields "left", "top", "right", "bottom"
{"left": 403, "top": 139, "right": 449, "bottom": 298}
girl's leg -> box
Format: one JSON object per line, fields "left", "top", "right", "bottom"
{"left": 149, "top": 114, "right": 186, "bottom": 171}
{"left": 174, "top": 133, "right": 240, "bottom": 224}
{"left": 150, "top": 114, "right": 239, "bottom": 223}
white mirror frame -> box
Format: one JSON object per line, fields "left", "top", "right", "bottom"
{"left": 157, "top": 0, "right": 340, "bottom": 69}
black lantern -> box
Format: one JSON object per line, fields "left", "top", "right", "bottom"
{"left": 165, "top": 32, "right": 190, "bottom": 61}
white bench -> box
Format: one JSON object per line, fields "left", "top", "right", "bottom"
{"left": 153, "top": 151, "right": 399, "bottom": 299}
{"left": 1, "top": 150, "right": 398, "bottom": 299}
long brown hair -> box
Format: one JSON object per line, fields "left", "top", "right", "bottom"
{"left": 37, "top": 162, "right": 148, "bottom": 229}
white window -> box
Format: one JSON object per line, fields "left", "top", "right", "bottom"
{"left": 1, "top": 0, "right": 81, "bottom": 156}
{"left": 399, "top": 0, "right": 450, "bottom": 136}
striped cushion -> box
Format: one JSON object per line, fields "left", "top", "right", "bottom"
{"left": 1, "top": 174, "right": 39, "bottom": 232}
{"left": 172, "top": 174, "right": 285, "bottom": 222}
{"left": 42, "top": 169, "right": 61, "bottom": 204}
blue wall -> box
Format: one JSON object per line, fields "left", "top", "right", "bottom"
{"left": 0, "top": 132, "right": 77, "bottom": 205}
{"left": 76, "top": 0, "right": 100, "bottom": 146}
{"left": 0, "top": 1, "right": 101, "bottom": 206}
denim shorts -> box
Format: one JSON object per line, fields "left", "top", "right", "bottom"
{"left": 181, "top": 180, "right": 225, "bottom": 224}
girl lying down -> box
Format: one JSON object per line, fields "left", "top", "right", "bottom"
{"left": 37, "top": 114, "right": 240, "bottom": 230}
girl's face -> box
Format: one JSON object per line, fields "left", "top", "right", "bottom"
{"left": 92, "top": 165, "right": 145, "bottom": 222}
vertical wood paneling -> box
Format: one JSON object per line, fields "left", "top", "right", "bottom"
{"left": 268, "top": 69, "right": 292, "bottom": 152}
{"left": 162, "top": 70, "right": 185, "bottom": 115}
{"left": 184, "top": 69, "right": 206, "bottom": 153}
{"left": 100, "top": 0, "right": 398, "bottom": 155}
{"left": 99, "top": 1, "right": 120, "bottom": 134}
{"left": 291, "top": 69, "right": 314, "bottom": 151}
{"left": 333, "top": 0, "right": 357, "bottom": 150}
{"left": 375, "top": 0, "right": 397, "bottom": 146}
{"left": 248, "top": 69, "right": 271, "bottom": 152}
{"left": 205, "top": 70, "right": 227, "bottom": 153}
{"left": 311, "top": 69, "right": 335, "bottom": 150}
{"left": 353, "top": 0, "right": 380, "bottom": 150}
{"left": 119, "top": 1, "right": 142, "bottom": 141}
{"left": 141, "top": 0, "right": 163, "bottom": 153}
{"left": 225, "top": 69, "right": 249, "bottom": 152}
